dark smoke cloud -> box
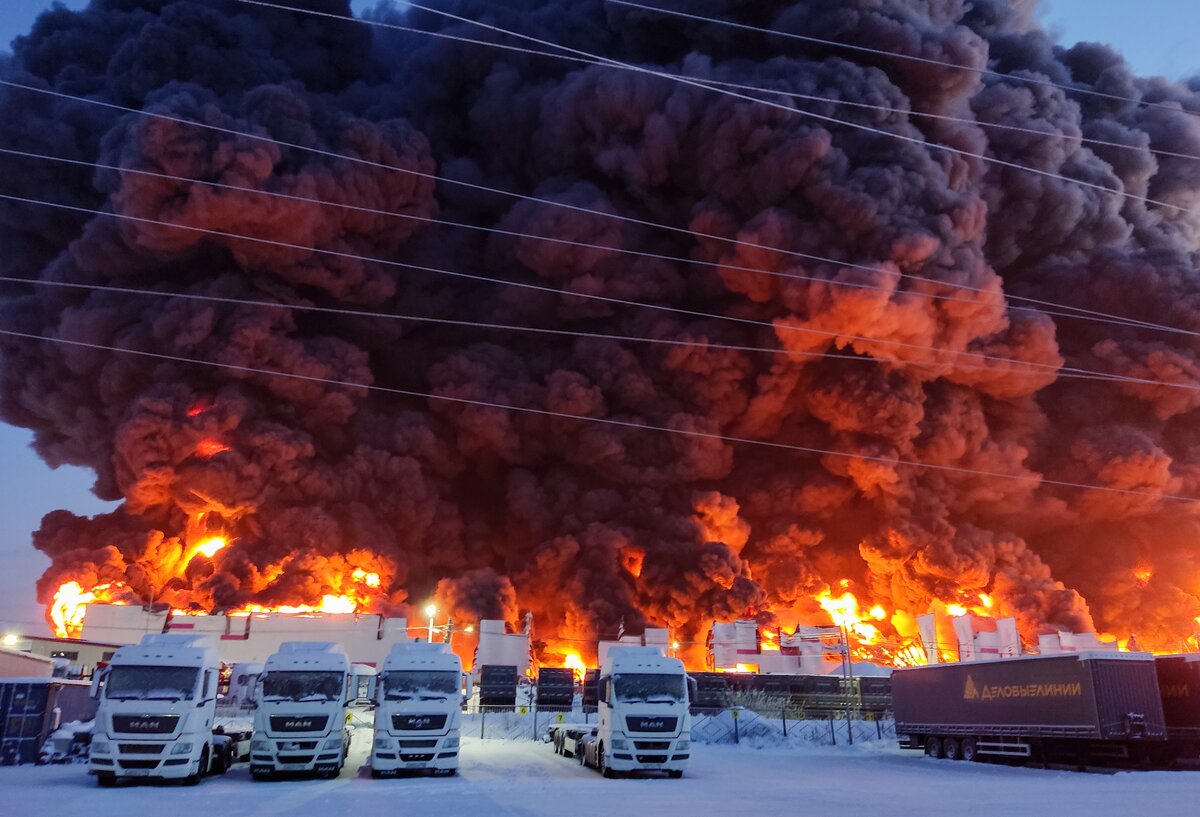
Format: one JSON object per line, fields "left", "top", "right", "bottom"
{"left": 4, "top": 0, "right": 1200, "bottom": 651}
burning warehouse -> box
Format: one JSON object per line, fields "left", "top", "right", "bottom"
{"left": 2, "top": 0, "right": 1200, "bottom": 668}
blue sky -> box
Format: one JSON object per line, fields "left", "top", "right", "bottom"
{"left": 0, "top": 0, "right": 1198, "bottom": 633}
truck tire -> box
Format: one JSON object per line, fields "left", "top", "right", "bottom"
{"left": 961, "top": 738, "right": 979, "bottom": 762}
{"left": 576, "top": 743, "right": 585, "bottom": 765}
{"left": 944, "top": 738, "right": 961, "bottom": 761}
{"left": 96, "top": 773, "right": 116, "bottom": 788}
{"left": 925, "top": 736, "right": 943, "bottom": 759}
{"left": 598, "top": 745, "right": 616, "bottom": 779}
{"left": 184, "top": 746, "right": 209, "bottom": 786}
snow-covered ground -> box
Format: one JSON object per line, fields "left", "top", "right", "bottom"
{"left": 5, "top": 734, "right": 1200, "bottom": 816}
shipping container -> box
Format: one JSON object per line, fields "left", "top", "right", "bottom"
{"left": 893, "top": 652, "right": 1166, "bottom": 765}
{"left": 536, "top": 668, "right": 575, "bottom": 708}
{"left": 0, "top": 679, "right": 96, "bottom": 766}
{"left": 478, "top": 664, "right": 518, "bottom": 707}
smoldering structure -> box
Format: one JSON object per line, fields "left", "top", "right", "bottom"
{"left": 2, "top": 0, "right": 1200, "bottom": 656}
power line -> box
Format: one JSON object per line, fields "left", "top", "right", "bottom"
{"left": 0, "top": 76, "right": 1190, "bottom": 342}
{"left": 395, "top": 0, "right": 1197, "bottom": 216}
{"left": 2, "top": 325, "right": 1198, "bottom": 505}
{"left": 4, "top": 142, "right": 1194, "bottom": 342}
{"left": 605, "top": 0, "right": 1200, "bottom": 122}
{"left": 3, "top": 187, "right": 1196, "bottom": 392}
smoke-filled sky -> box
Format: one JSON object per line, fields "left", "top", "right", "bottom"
{"left": 3, "top": 0, "right": 1200, "bottom": 653}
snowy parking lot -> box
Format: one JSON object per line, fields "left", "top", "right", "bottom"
{"left": 4, "top": 734, "right": 1200, "bottom": 816}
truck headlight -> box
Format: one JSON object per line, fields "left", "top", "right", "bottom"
{"left": 610, "top": 738, "right": 629, "bottom": 750}
{"left": 171, "top": 743, "right": 194, "bottom": 755}
{"left": 90, "top": 740, "right": 110, "bottom": 754}
{"left": 323, "top": 738, "right": 343, "bottom": 750}
{"left": 443, "top": 736, "right": 459, "bottom": 749}
{"left": 676, "top": 739, "right": 690, "bottom": 751}
{"left": 373, "top": 737, "right": 394, "bottom": 750}
{"left": 251, "top": 739, "right": 271, "bottom": 752}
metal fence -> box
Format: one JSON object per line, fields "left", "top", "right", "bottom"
{"left": 457, "top": 702, "right": 894, "bottom": 747}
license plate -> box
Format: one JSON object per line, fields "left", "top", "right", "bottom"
{"left": 124, "top": 769, "right": 152, "bottom": 777}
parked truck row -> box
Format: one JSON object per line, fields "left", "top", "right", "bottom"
{"left": 892, "top": 651, "right": 1200, "bottom": 767}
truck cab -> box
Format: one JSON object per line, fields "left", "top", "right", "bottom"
{"left": 580, "top": 646, "right": 691, "bottom": 778}
{"left": 249, "top": 642, "right": 353, "bottom": 779}
{"left": 371, "top": 642, "right": 463, "bottom": 777}
{"left": 88, "top": 633, "right": 230, "bottom": 786}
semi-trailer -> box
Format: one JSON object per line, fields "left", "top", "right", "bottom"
{"left": 88, "top": 633, "right": 235, "bottom": 786}
{"left": 572, "top": 646, "right": 692, "bottom": 778}
{"left": 893, "top": 651, "right": 1167, "bottom": 766}
{"left": 249, "top": 642, "right": 353, "bottom": 779}
{"left": 370, "top": 641, "right": 463, "bottom": 777}
{"left": 1155, "top": 654, "right": 1200, "bottom": 758}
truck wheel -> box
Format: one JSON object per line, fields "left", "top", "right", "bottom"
{"left": 925, "top": 736, "right": 943, "bottom": 759}
{"left": 944, "top": 738, "right": 961, "bottom": 761}
{"left": 96, "top": 773, "right": 116, "bottom": 788}
{"left": 961, "top": 738, "right": 978, "bottom": 762}
{"left": 184, "top": 746, "right": 208, "bottom": 786}
{"left": 576, "top": 744, "right": 585, "bottom": 765}
{"left": 598, "top": 745, "right": 616, "bottom": 779}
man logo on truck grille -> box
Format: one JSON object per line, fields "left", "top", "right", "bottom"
{"left": 963, "top": 676, "right": 980, "bottom": 701}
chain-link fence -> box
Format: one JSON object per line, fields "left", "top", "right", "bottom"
{"left": 457, "top": 701, "right": 894, "bottom": 748}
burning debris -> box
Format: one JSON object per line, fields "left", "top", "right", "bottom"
{"left": 2, "top": 1, "right": 1200, "bottom": 658}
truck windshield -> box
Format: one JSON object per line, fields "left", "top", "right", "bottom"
{"left": 262, "top": 671, "right": 344, "bottom": 702}
{"left": 613, "top": 673, "right": 685, "bottom": 704}
{"left": 105, "top": 666, "right": 199, "bottom": 701}
{"left": 382, "top": 671, "right": 459, "bottom": 702}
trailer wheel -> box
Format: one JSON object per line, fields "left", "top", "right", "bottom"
{"left": 925, "top": 736, "right": 943, "bottom": 759}
{"left": 944, "top": 738, "right": 961, "bottom": 761}
{"left": 576, "top": 743, "right": 585, "bottom": 765}
{"left": 961, "top": 738, "right": 978, "bottom": 762}
{"left": 96, "top": 773, "right": 116, "bottom": 788}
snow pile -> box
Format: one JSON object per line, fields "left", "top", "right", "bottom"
{"left": 39, "top": 720, "right": 93, "bottom": 765}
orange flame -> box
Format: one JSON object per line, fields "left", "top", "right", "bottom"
{"left": 562, "top": 650, "right": 587, "bottom": 681}
{"left": 195, "top": 439, "right": 231, "bottom": 457}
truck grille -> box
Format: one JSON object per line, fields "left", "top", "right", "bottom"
{"left": 398, "top": 740, "right": 438, "bottom": 748}
{"left": 634, "top": 741, "right": 670, "bottom": 750}
{"left": 399, "top": 753, "right": 435, "bottom": 762}
{"left": 636, "top": 754, "right": 668, "bottom": 764}
{"left": 391, "top": 714, "right": 447, "bottom": 731}
{"left": 119, "top": 744, "right": 165, "bottom": 754}
{"left": 625, "top": 716, "right": 677, "bottom": 733}
{"left": 277, "top": 754, "right": 315, "bottom": 764}
{"left": 269, "top": 715, "right": 329, "bottom": 733}
{"left": 112, "top": 715, "right": 179, "bottom": 734}
{"left": 119, "top": 760, "right": 161, "bottom": 769}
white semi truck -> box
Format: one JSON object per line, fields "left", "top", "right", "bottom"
{"left": 249, "top": 642, "right": 353, "bottom": 779}
{"left": 88, "top": 633, "right": 234, "bottom": 786}
{"left": 575, "top": 646, "right": 691, "bottom": 778}
{"left": 370, "top": 641, "right": 463, "bottom": 777}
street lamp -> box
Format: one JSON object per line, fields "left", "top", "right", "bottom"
{"left": 425, "top": 603, "right": 437, "bottom": 642}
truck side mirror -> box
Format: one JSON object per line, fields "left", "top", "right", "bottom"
{"left": 89, "top": 666, "right": 109, "bottom": 700}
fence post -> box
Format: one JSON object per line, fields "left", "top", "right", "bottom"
{"left": 782, "top": 705, "right": 788, "bottom": 737}
{"left": 480, "top": 707, "right": 486, "bottom": 740}
{"left": 533, "top": 705, "right": 538, "bottom": 741}
{"left": 876, "top": 718, "right": 882, "bottom": 740}
{"left": 846, "top": 712, "right": 854, "bottom": 746}
{"left": 733, "top": 708, "right": 740, "bottom": 745}
{"left": 828, "top": 715, "right": 836, "bottom": 746}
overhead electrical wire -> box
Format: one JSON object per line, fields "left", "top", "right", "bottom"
{"left": 4, "top": 187, "right": 1198, "bottom": 393}
{"left": 3, "top": 324, "right": 1200, "bottom": 506}
{"left": 4, "top": 142, "right": 1197, "bottom": 342}
{"left": 605, "top": 0, "right": 1200, "bottom": 122}
{"left": 396, "top": 0, "right": 1197, "bottom": 217}
{"left": 0, "top": 76, "right": 1191, "bottom": 340}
